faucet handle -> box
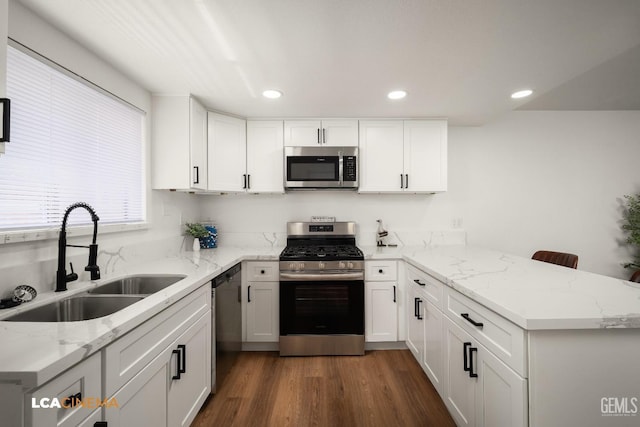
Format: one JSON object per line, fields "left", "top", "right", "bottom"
{"left": 66, "top": 262, "right": 78, "bottom": 283}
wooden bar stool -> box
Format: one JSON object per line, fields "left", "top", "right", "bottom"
{"left": 531, "top": 250, "right": 578, "bottom": 269}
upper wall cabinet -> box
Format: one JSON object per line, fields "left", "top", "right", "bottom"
{"left": 284, "top": 119, "right": 358, "bottom": 147}
{"left": 246, "top": 120, "right": 284, "bottom": 193}
{"left": 151, "top": 95, "right": 208, "bottom": 191}
{"left": 207, "top": 112, "right": 246, "bottom": 192}
{"left": 358, "top": 120, "right": 447, "bottom": 193}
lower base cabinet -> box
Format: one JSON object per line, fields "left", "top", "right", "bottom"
{"left": 443, "top": 316, "right": 527, "bottom": 427}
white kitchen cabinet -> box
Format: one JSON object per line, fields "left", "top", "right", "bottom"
{"left": 284, "top": 119, "right": 358, "bottom": 146}
{"left": 443, "top": 316, "right": 527, "bottom": 427}
{"left": 246, "top": 120, "right": 284, "bottom": 193}
{"left": 26, "top": 352, "right": 102, "bottom": 427}
{"left": 167, "top": 313, "right": 212, "bottom": 427}
{"left": 151, "top": 95, "right": 208, "bottom": 191}
{"left": 422, "top": 298, "right": 444, "bottom": 395}
{"left": 243, "top": 262, "right": 279, "bottom": 343}
{"left": 359, "top": 120, "right": 447, "bottom": 193}
{"left": 365, "top": 260, "right": 398, "bottom": 342}
{"left": 207, "top": 112, "right": 247, "bottom": 192}
{"left": 406, "top": 281, "right": 425, "bottom": 360}
{"left": 105, "top": 284, "right": 211, "bottom": 427}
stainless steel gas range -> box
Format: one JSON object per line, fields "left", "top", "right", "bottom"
{"left": 279, "top": 221, "right": 365, "bottom": 356}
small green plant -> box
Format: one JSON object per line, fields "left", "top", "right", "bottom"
{"left": 622, "top": 194, "right": 640, "bottom": 269}
{"left": 185, "top": 223, "right": 210, "bottom": 239}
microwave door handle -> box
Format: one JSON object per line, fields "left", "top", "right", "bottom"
{"left": 338, "top": 152, "right": 344, "bottom": 187}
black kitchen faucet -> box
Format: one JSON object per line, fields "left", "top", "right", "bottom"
{"left": 55, "top": 202, "right": 100, "bottom": 292}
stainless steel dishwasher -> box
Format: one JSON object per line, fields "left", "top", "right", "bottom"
{"left": 211, "top": 263, "right": 242, "bottom": 393}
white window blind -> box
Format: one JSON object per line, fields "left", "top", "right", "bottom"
{"left": 0, "top": 45, "right": 145, "bottom": 230}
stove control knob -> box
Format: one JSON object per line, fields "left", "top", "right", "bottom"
{"left": 347, "top": 262, "right": 354, "bottom": 269}
{"left": 339, "top": 261, "right": 346, "bottom": 269}
{"left": 289, "top": 262, "right": 295, "bottom": 270}
{"left": 299, "top": 262, "right": 305, "bottom": 271}
{"left": 319, "top": 262, "right": 325, "bottom": 269}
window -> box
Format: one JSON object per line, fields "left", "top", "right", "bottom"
{"left": 0, "top": 45, "right": 145, "bottom": 231}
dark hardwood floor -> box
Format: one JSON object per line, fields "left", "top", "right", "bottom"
{"left": 192, "top": 350, "right": 456, "bottom": 427}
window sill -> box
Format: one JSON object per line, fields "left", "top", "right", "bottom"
{"left": 0, "top": 222, "right": 149, "bottom": 245}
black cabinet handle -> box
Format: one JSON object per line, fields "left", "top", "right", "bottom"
{"left": 317, "top": 128, "right": 321, "bottom": 144}
{"left": 247, "top": 174, "right": 251, "bottom": 189}
{"left": 469, "top": 347, "right": 478, "bottom": 378}
{"left": 416, "top": 298, "right": 423, "bottom": 320}
{"left": 393, "top": 285, "right": 396, "bottom": 303}
{"left": 413, "top": 279, "right": 426, "bottom": 286}
{"left": 1, "top": 98, "right": 10, "bottom": 143}
{"left": 193, "top": 166, "right": 199, "bottom": 184}
{"left": 322, "top": 128, "right": 326, "bottom": 144}
{"left": 405, "top": 174, "right": 408, "bottom": 189}
{"left": 378, "top": 269, "right": 383, "bottom": 274}
{"left": 243, "top": 174, "right": 247, "bottom": 189}
{"left": 94, "top": 422, "right": 108, "bottom": 427}
{"left": 461, "top": 313, "right": 484, "bottom": 329}
{"left": 172, "top": 348, "right": 182, "bottom": 380}
{"left": 248, "top": 285, "right": 251, "bottom": 302}
{"left": 260, "top": 269, "right": 265, "bottom": 274}
{"left": 463, "top": 342, "right": 471, "bottom": 372}
{"left": 178, "top": 344, "right": 186, "bottom": 374}
{"left": 414, "top": 297, "right": 419, "bottom": 318}
{"left": 400, "top": 174, "right": 404, "bottom": 189}
{"left": 63, "top": 392, "right": 82, "bottom": 407}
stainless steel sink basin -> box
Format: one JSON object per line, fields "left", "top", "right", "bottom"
{"left": 3, "top": 295, "right": 144, "bottom": 322}
{"left": 88, "top": 274, "right": 186, "bottom": 295}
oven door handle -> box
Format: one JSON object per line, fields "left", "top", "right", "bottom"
{"left": 279, "top": 272, "right": 364, "bottom": 281}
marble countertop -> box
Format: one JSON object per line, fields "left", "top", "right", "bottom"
{"left": 364, "top": 245, "right": 640, "bottom": 330}
{"left": 2, "top": 243, "right": 640, "bottom": 389}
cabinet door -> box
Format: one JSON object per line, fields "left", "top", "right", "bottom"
{"left": 443, "top": 317, "right": 477, "bottom": 427}
{"left": 104, "top": 347, "right": 169, "bottom": 427}
{"left": 189, "top": 97, "right": 208, "bottom": 190}
{"left": 423, "top": 298, "right": 444, "bottom": 396}
{"left": 475, "top": 345, "right": 527, "bottom": 427}
{"left": 365, "top": 281, "right": 398, "bottom": 342}
{"left": 168, "top": 313, "right": 212, "bottom": 427}
{"left": 320, "top": 119, "right": 359, "bottom": 146}
{"left": 284, "top": 120, "right": 321, "bottom": 146}
{"left": 208, "top": 112, "right": 246, "bottom": 192}
{"left": 405, "top": 284, "right": 424, "bottom": 361}
{"left": 246, "top": 120, "right": 284, "bottom": 193}
{"left": 358, "top": 120, "right": 404, "bottom": 192}
{"left": 245, "top": 282, "right": 279, "bottom": 342}
{"left": 403, "top": 120, "right": 447, "bottom": 192}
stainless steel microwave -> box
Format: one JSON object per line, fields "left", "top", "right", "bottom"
{"left": 284, "top": 146, "right": 358, "bottom": 190}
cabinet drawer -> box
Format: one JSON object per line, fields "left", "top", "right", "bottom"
{"left": 365, "top": 260, "right": 397, "bottom": 281}
{"left": 444, "top": 287, "right": 526, "bottom": 376}
{"left": 104, "top": 284, "right": 211, "bottom": 397}
{"left": 26, "top": 351, "right": 102, "bottom": 427}
{"left": 406, "top": 264, "right": 444, "bottom": 310}
{"left": 246, "top": 262, "right": 279, "bottom": 281}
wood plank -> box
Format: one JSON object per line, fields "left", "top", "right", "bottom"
{"left": 192, "top": 350, "right": 455, "bottom": 427}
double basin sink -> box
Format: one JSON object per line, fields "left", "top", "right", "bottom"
{"left": 4, "top": 275, "right": 186, "bottom": 322}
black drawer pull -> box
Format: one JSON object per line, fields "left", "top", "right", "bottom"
{"left": 378, "top": 269, "right": 383, "bottom": 274}
{"left": 248, "top": 285, "right": 251, "bottom": 302}
{"left": 461, "top": 313, "right": 484, "bottom": 329}
{"left": 393, "top": 285, "right": 396, "bottom": 303}
{"left": 416, "top": 298, "right": 423, "bottom": 320}
{"left": 64, "top": 392, "right": 82, "bottom": 407}
{"left": 413, "top": 279, "right": 426, "bottom": 286}
{"left": 261, "top": 269, "right": 265, "bottom": 274}
{"left": 178, "top": 344, "right": 186, "bottom": 374}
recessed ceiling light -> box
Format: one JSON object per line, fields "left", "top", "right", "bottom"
{"left": 262, "top": 89, "right": 282, "bottom": 99}
{"left": 511, "top": 89, "right": 533, "bottom": 99}
{"left": 387, "top": 90, "right": 407, "bottom": 100}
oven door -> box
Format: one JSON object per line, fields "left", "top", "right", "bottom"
{"left": 279, "top": 279, "right": 364, "bottom": 336}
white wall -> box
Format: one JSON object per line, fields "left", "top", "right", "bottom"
{"left": 0, "top": 2, "right": 200, "bottom": 295}
{"left": 454, "top": 111, "right": 640, "bottom": 279}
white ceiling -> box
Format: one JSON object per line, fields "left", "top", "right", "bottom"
{"left": 16, "top": 0, "right": 640, "bottom": 125}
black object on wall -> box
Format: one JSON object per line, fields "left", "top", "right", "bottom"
{"left": 0, "top": 98, "right": 10, "bottom": 142}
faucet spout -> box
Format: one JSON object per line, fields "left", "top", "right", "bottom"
{"left": 56, "top": 202, "right": 101, "bottom": 292}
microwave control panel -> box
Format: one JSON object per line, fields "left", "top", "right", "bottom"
{"left": 343, "top": 156, "right": 357, "bottom": 181}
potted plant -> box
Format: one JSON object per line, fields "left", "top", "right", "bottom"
{"left": 185, "top": 223, "right": 210, "bottom": 251}
{"left": 622, "top": 194, "right": 640, "bottom": 271}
